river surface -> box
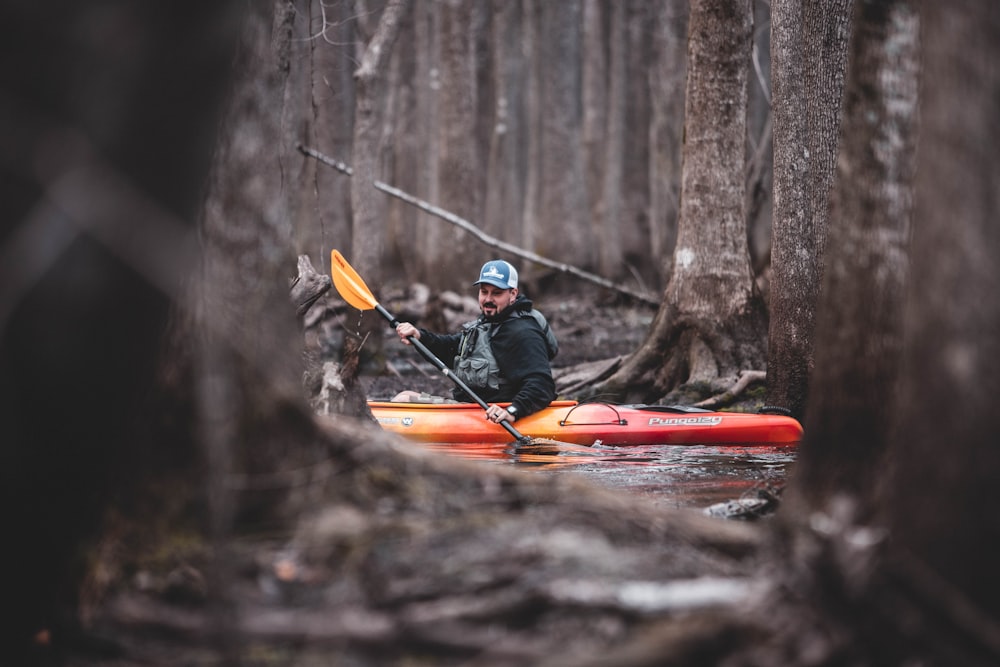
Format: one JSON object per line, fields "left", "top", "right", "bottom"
{"left": 418, "top": 441, "right": 797, "bottom": 512}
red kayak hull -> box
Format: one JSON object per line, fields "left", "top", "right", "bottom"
{"left": 369, "top": 400, "right": 803, "bottom": 446}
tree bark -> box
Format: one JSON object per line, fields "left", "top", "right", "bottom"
{"left": 195, "top": 1, "right": 343, "bottom": 541}
{"left": 596, "top": 0, "right": 626, "bottom": 279}
{"left": 648, "top": 3, "right": 689, "bottom": 282}
{"left": 599, "top": 0, "right": 767, "bottom": 404}
{"left": 530, "top": 0, "right": 592, "bottom": 277}
{"left": 350, "top": 0, "right": 410, "bottom": 282}
{"left": 765, "top": 0, "right": 854, "bottom": 419}
{"left": 790, "top": 0, "right": 918, "bottom": 512}
{"left": 483, "top": 1, "right": 527, "bottom": 244}
{"left": 411, "top": 2, "right": 442, "bottom": 279}
{"left": 886, "top": 0, "right": 1000, "bottom": 625}
{"left": 0, "top": 0, "right": 243, "bottom": 657}
{"left": 435, "top": 0, "right": 481, "bottom": 284}
{"left": 745, "top": 0, "right": 774, "bottom": 277}
{"left": 621, "top": 1, "right": 655, "bottom": 283}
{"left": 344, "top": 0, "right": 410, "bottom": 384}
{"left": 582, "top": 0, "right": 608, "bottom": 255}
{"left": 306, "top": 0, "right": 356, "bottom": 271}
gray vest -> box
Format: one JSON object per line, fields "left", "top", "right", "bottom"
{"left": 453, "top": 310, "right": 558, "bottom": 391}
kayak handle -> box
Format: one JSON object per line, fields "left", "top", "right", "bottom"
{"left": 560, "top": 402, "right": 627, "bottom": 427}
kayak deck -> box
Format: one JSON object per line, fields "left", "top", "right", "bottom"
{"left": 369, "top": 400, "right": 803, "bottom": 446}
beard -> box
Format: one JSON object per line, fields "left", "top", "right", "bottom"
{"left": 481, "top": 302, "right": 500, "bottom": 319}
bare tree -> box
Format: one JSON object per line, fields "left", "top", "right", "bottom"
{"left": 745, "top": 0, "right": 773, "bottom": 277}
{"left": 196, "top": 0, "right": 332, "bottom": 488}
{"left": 648, "top": 3, "right": 689, "bottom": 281}
{"left": 342, "top": 0, "right": 410, "bottom": 382}
{"left": 525, "top": 0, "right": 593, "bottom": 279}
{"left": 0, "top": 0, "right": 243, "bottom": 658}
{"left": 596, "top": 0, "right": 627, "bottom": 278}
{"left": 350, "top": 0, "right": 411, "bottom": 283}
{"left": 598, "top": 0, "right": 767, "bottom": 404}
{"left": 303, "top": 0, "right": 357, "bottom": 267}
{"left": 765, "top": 0, "right": 854, "bottom": 419}
{"left": 756, "top": 4, "right": 1000, "bottom": 664}
{"left": 483, "top": 1, "right": 528, "bottom": 243}
{"left": 578, "top": 4, "right": 1000, "bottom": 664}
{"left": 434, "top": 0, "right": 481, "bottom": 283}
{"left": 582, "top": 0, "right": 608, "bottom": 244}
{"left": 621, "top": 1, "right": 656, "bottom": 283}
{"left": 885, "top": 0, "right": 1000, "bottom": 633}
{"left": 788, "top": 0, "right": 918, "bottom": 512}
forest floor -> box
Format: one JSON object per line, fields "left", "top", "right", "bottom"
{"left": 66, "top": 285, "right": 790, "bottom": 667}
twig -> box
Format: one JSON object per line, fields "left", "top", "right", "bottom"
{"left": 297, "top": 144, "right": 660, "bottom": 307}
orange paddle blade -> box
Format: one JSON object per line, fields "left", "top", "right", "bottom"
{"left": 330, "top": 249, "right": 378, "bottom": 311}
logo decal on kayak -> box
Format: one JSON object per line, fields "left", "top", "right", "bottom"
{"left": 375, "top": 416, "right": 413, "bottom": 428}
{"left": 648, "top": 416, "right": 723, "bottom": 427}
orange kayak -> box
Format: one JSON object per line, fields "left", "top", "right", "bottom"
{"left": 370, "top": 400, "right": 803, "bottom": 446}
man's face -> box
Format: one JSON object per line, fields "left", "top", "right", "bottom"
{"left": 478, "top": 284, "right": 517, "bottom": 318}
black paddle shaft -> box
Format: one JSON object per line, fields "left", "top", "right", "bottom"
{"left": 373, "top": 304, "right": 529, "bottom": 443}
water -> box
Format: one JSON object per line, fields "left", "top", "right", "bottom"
{"left": 418, "top": 441, "right": 796, "bottom": 512}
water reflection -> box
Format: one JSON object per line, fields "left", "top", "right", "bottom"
{"left": 418, "top": 441, "right": 796, "bottom": 511}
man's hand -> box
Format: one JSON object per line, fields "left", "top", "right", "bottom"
{"left": 486, "top": 404, "right": 516, "bottom": 424}
{"left": 395, "top": 322, "right": 420, "bottom": 345}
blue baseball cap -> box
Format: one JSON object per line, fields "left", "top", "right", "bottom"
{"left": 473, "top": 260, "right": 518, "bottom": 289}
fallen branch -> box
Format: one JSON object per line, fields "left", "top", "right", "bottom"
{"left": 554, "top": 356, "right": 625, "bottom": 397}
{"left": 693, "top": 370, "right": 767, "bottom": 410}
{"left": 298, "top": 144, "right": 659, "bottom": 307}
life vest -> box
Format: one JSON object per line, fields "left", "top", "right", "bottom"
{"left": 453, "top": 309, "right": 558, "bottom": 392}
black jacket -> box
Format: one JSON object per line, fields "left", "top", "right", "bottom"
{"left": 417, "top": 294, "right": 556, "bottom": 417}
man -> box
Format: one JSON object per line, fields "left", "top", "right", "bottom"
{"left": 393, "top": 260, "right": 558, "bottom": 425}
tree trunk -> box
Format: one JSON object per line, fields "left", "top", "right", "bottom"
{"left": 745, "top": 0, "right": 773, "bottom": 278}
{"left": 521, "top": 0, "right": 544, "bottom": 278}
{"left": 350, "top": 0, "right": 410, "bottom": 283}
{"left": 789, "top": 0, "right": 918, "bottom": 512}
{"left": 196, "top": 2, "right": 346, "bottom": 540}
{"left": 412, "top": 1, "right": 442, "bottom": 279}
{"left": 483, "top": 1, "right": 527, "bottom": 243}
{"left": 582, "top": 0, "right": 608, "bottom": 257}
{"left": 385, "top": 3, "right": 422, "bottom": 280}
{"left": 530, "top": 0, "right": 592, "bottom": 276}
{"left": 599, "top": 0, "right": 767, "bottom": 404}
{"left": 344, "top": 0, "right": 410, "bottom": 383}
{"left": 279, "top": 0, "right": 316, "bottom": 258}
{"left": 754, "top": 5, "right": 1000, "bottom": 665}
{"left": 435, "top": 0, "right": 481, "bottom": 284}
{"left": 0, "top": 0, "right": 243, "bottom": 657}
{"left": 765, "top": 0, "right": 854, "bottom": 419}
{"left": 621, "top": 1, "right": 655, "bottom": 284}
{"left": 886, "top": 0, "right": 1000, "bottom": 627}
{"left": 198, "top": 0, "right": 304, "bottom": 456}
{"left": 307, "top": 0, "right": 356, "bottom": 272}
{"left": 648, "top": 3, "right": 689, "bottom": 283}
{"left": 596, "top": 0, "right": 627, "bottom": 279}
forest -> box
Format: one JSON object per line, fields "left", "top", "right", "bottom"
{"left": 2, "top": 0, "right": 999, "bottom": 665}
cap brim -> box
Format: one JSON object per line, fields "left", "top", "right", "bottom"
{"left": 473, "top": 278, "right": 511, "bottom": 289}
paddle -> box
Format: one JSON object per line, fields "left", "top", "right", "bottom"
{"left": 331, "top": 249, "right": 539, "bottom": 445}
